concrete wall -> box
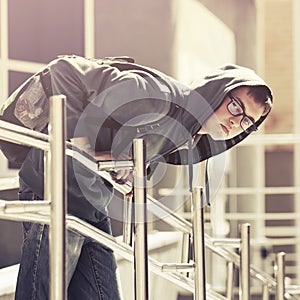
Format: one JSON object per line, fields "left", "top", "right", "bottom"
{"left": 94, "top": 0, "right": 175, "bottom": 75}
{"left": 263, "top": 0, "right": 294, "bottom": 134}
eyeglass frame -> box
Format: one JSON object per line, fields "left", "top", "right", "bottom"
{"left": 227, "top": 93, "right": 258, "bottom": 132}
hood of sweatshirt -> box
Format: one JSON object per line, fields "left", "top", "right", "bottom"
{"left": 165, "top": 63, "right": 273, "bottom": 165}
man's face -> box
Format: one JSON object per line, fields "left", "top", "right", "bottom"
{"left": 200, "top": 87, "right": 265, "bottom": 140}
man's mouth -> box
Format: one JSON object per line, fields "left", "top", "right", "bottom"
{"left": 220, "top": 124, "right": 229, "bottom": 136}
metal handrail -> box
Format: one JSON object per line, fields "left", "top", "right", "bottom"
{"left": 97, "top": 171, "right": 281, "bottom": 289}
{"left": 1, "top": 199, "right": 299, "bottom": 299}
{"left": 1, "top": 117, "right": 300, "bottom": 299}
{"left": 0, "top": 120, "right": 49, "bottom": 150}
{"left": 0, "top": 200, "right": 224, "bottom": 300}
{"left": 239, "top": 133, "right": 300, "bottom": 146}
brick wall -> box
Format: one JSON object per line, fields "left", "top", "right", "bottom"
{"left": 264, "top": 0, "right": 294, "bottom": 134}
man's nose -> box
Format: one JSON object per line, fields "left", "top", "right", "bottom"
{"left": 229, "top": 115, "right": 242, "bottom": 128}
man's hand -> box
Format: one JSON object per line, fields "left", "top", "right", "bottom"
{"left": 109, "top": 153, "right": 133, "bottom": 185}
{"left": 94, "top": 151, "right": 133, "bottom": 186}
{"left": 71, "top": 138, "right": 133, "bottom": 190}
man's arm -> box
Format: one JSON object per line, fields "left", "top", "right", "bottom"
{"left": 71, "top": 136, "right": 132, "bottom": 184}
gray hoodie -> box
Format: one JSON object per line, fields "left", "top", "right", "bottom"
{"left": 17, "top": 55, "right": 273, "bottom": 221}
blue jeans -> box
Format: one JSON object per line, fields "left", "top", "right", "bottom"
{"left": 15, "top": 182, "right": 122, "bottom": 300}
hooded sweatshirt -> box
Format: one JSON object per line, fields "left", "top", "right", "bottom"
{"left": 164, "top": 63, "right": 273, "bottom": 165}
{"left": 17, "top": 56, "right": 273, "bottom": 221}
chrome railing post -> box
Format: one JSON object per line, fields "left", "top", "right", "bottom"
{"left": 240, "top": 223, "right": 250, "bottom": 300}
{"left": 192, "top": 186, "right": 206, "bottom": 300}
{"left": 181, "top": 232, "right": 191, "bottom": 277}
{"left": 44, "top": 151, "right": 51, "bottom": 201}
{"left": 226, "top": 261, "right": 234, "bottom": 299}
{"left": 123, "top": 195, "right": 133, "bottom": 246}
{"left": 133, "top": 139, "right": 149, "bottom": 300}
{"left": 49, "top": 95, "right": 67, "bottom": 300}
{"left": 275, "top": 252, "right": 286, "bottom": 300}
{"left": 262, "top": 284, "right": 269, "bottom": 300}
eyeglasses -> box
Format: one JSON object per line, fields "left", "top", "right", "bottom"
{"left": 228, "top": 94, "right": 257, "bottom": 132}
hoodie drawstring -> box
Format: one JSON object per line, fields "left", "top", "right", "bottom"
{"left": 188, "top": 136, "right": 193, "bottom": 194}
{"left": 188, "top": 135, "right": 210, "bottom": 206}
{"left": 205, "top": 159, "right": 211, "bottom": 206}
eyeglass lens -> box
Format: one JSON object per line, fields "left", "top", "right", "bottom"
{"left": 228, "top": 98, "right": 255, "bottom": 130}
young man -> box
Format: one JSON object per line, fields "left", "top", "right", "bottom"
{"left": 2, "top": 55, "right": 272, "bottom": 299}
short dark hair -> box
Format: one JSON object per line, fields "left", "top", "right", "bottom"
{"left": 247, "top": 85, "right": 272, "bottom": 116}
